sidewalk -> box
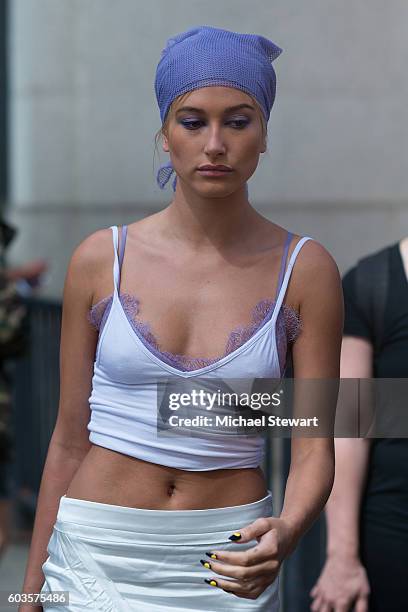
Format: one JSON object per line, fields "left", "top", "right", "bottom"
{"left": 0, "top": 496, "right": 32, "bottom": 612}
{"left": 0, "top": 540, "right": 30, "bottom": 612}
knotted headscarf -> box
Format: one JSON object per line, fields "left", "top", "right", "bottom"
{"left": 154, "top": 26, "right": 283, "bottom": 191}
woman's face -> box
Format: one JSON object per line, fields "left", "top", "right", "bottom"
{"left": 162, "top": 87, "right": 266, "bottom": 195}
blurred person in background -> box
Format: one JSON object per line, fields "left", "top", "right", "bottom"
{"left": 0, "top": 218, "right": 47, "bottom": 561}
{"left": 310, "top": 236, "right": 408, "bottom": 611}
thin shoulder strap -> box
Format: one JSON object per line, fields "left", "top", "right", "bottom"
{"left": 118, "top": 225, "right": 128, "bottom": 277}
{"left": 110, "top": 225, "right": 120, "bottom": 296}
{"left": 110, "top": 225, "right": 128, "bottom": 296}
{"left": 275, "top": 231, "right": 293, "bottom": 301}
{"left": 273, "top": 236, "right": 314, "bottom": 319}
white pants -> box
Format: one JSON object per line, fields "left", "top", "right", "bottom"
{"left": 41, "top": 491, "right": 280, "bottom": 611}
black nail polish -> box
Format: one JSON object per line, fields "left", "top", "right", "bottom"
{"left": 204, "top": 578, "right": 218, "bottom": 587}
{"left": 205, "top": 552, "right": 217, "bottom": 559}
{"left": 228, "top": 531, "right": 242, "bottom": 541}
{"left": 200, "top": 559, "right": 211, "bottom": 569}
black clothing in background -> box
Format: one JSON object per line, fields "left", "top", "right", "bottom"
{"left": 342, "top": 241, "right": 408, "bottom": 612}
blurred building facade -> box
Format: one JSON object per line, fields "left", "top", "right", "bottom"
{"left": 4, "top": 0, "right": 408, "bottom": 297}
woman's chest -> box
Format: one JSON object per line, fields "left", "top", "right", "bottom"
{"left": 92, "top": 254, "right": 299, "bottom": 360}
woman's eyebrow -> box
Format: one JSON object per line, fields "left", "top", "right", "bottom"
{"left": 175, "top": 103, "right": 255, "bottom": 114}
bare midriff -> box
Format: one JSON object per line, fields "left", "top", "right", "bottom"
{"left": 66, "top": 444, "right": 268, "bottom": 510}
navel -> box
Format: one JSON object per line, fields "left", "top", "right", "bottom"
{"left": 167, "top": 482, "right": 177, "bottom": 497}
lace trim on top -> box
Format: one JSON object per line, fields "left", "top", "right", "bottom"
{"left": 87, "top": 293, "right": 302, "bottom": 372}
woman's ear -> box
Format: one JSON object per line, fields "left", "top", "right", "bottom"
{"left": 162, "top": 132, "right": 170, "bottom": 153}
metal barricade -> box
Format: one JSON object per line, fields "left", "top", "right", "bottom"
{"left": 11, "top": 297, "right": 61, "bottom": 508}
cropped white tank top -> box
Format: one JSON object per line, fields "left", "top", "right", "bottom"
{"left": 87, "top": 226, "right": 313, "bottom": 470}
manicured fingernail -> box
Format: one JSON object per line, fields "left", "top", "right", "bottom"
{"left": 200, "top": 559, "right": 211, "bottom": 569}
{"left": 205, "top": 552, "right": 217, "bottom": 559}
{"left": 228, "top": 532, "right": 241, "bottom": 541}
{"left": 204, "top": 578, "right": 218, "bottom": 587}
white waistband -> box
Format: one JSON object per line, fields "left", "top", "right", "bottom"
{"left": 56, "top": 490, "right": 273, "bottom": 536}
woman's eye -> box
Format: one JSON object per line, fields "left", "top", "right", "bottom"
{"left": 181, "top": 120, "right": 204, "bottom": 130}
{"left": 180, "top": 118, "right": 249, "bottom": 130}
{"left": 228, "top": 119, "right": 249, "bottom": 129}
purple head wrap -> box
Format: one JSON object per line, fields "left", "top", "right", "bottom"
{"left": 154, "top": 25, "right": 283, "bottom": 191}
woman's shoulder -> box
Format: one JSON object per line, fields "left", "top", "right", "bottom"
{"left": 64, "top": 226, "right": 122, "bottom": 308}
{"left": 70, "top": 226, "right": 115, "bottom": 272}
{"left": 264, "top": 220, "right": 337, "bottom": 271}
{"left": 295, "top": 236, "right": 337, "bottom": 269}
{"left": 269, "top": 221, "right": 335, "bottom": 270}
{"left": 292, "top": 241, "right": 342, "bottom": 318}
{"left": 264, "top": 222, "right": 341, "bottom": 299}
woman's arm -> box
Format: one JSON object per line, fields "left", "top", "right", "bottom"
{"left": 310, "top": 337, "right": 372, "bottom": 612}
{"left": 197, "top": 241, "right": 344, "bottom": 601}
{"left": 326, "top": 337, "right": 372, "bottom": 559}
{"left": 20, "top": 230, "right": 111, "bottom": 604}
{"left": 4, "top": 259, "right": 48, "bottom": 283}
{"left": 278, "top": 240, "right": 344, "bottom": 551}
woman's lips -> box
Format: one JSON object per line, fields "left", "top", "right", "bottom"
{"left": 197, "top": 169, "right": 233, "bottom": 176}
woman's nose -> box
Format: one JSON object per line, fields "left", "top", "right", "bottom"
{"left": 203, "top": 126, "right": 227, "bottom": 156}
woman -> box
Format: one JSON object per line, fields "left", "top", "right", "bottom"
{"left": 21, "top": 26, "right": 343, "bottom": 611}
{"left": 310, "top": 237, "right": 408, "bottom": 612}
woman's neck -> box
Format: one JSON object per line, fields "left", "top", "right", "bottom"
{"left": 160, "top": 184, "right": 265, "bottom": 250}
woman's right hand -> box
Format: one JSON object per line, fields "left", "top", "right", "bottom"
{"left": 310, "top": 555, "right": 370, "bottom": 612}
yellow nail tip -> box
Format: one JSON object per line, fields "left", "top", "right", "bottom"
{"left": 210, "top": 580, "right": 217, "bottom": 586}
{"left": 233, "top": 532, "right": 241, "bottom": 536}
{"left": 203, "top": 562, "right": 210, "bottom": 568}
{"left": 210, "top": 554, "right": 217, "bottom": 559}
